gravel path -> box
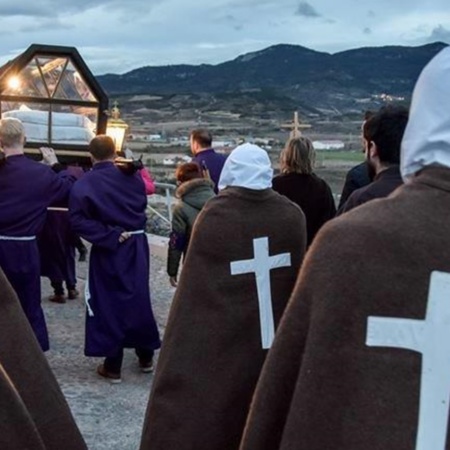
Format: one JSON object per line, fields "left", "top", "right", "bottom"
{"left": 42, "top": 246, "right": 173, "bottom": 450}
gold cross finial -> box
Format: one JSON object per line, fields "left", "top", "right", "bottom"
{"left": 111, "top": 101, "right": 120, "bottom": 120}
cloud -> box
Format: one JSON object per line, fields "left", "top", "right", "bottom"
{"left": 0, "top": 0, "right": 448, "bottom": 74}
{"left": 0, "top": 0, "right": 163, "bottom": 19}
{"left": 295, "top": 2, "right": 321, "bottom": 18}
{"left": 19, "top": 18, "right": 75, "bottom": 33}
{"left": 0, "top": 5, "right": 53, "bottom": 17}
{"left": 428, "top": 25, "right": 450, "bottom": 43}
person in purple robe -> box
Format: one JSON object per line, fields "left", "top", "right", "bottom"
{"left": 190, "top": 128, "right": 227, "bottom": 193}
{"left": 38, "top": 206, "right": 79, "bottom": 304}
{"left": 69, "top": 135, "right": 161, "bottom": 383}
{"left": 38, "top": 166, "right": 85, "bottom": 304}
{"left": 0, "top": 118, "right": 76, "bottom": 351}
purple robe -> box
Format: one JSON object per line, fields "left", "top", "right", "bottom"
{"left": 69, "top": 161, "right": 161, "bottom": 357}
{"left": 0, "top": 155, "right": 75, "bottom": 351}
{"left": 192, "top": 148, "right": 227, "bottom": 193}
{"left": 38, "top": 208, "right": 77, "bottom": 287}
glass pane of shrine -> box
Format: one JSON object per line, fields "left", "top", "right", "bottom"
{"left": 50, "top": 104, "right": 97, "bottom": 146}
{"left": 1, "top": 101, "right": 51, "bottom": 143}
{"left": 54, "top": 60, "right": 97, "bottom": 102}
{"left": 37, "top": 56, "right": 67, "bottom": 98}
{"left": 3, "top": 58, "right": 47, "bottom": 98}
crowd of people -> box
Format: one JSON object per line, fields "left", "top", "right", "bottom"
{"left": 0, "top": 46, "right": 449, "bottom": 450}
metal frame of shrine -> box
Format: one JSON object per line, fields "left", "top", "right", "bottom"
{"left": 0, "top": 44, "right": 109, "bottom": 165}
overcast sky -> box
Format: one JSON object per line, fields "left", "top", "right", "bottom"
{"left": 1, "top": 0, "right": 449, "bottom": 74}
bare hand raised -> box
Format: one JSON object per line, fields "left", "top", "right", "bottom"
{"left": 39, "top": 147, "right": 58, "bottom": 166}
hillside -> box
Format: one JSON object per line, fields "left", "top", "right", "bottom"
{"left": 98, "top": 42, "right": 447, "bottom": 116}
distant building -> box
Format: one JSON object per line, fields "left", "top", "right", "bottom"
{"left": 212, "top": 140, "right": 234, "bottom": 148}
{"left": 148, "top": 134, "right": 163, "bottom": 142}
{"left": 163, "top": 155, "right": 191, "bottom": 166}
{"left": 170, "top": 137, "right": 190, "bottom": 145}
{"left": 254, "top": 138, "right": 271, "bottom": 146}
{"left": 313, "top": 140, "right": 345, "bottom": 151}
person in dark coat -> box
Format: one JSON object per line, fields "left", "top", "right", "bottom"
{"left": 338, "top": 160, "right": 371, "bottom": 208}
{"left": 140, "top": 143, "right": 307, "bottom": 450}
{"left": 69, "top": 135, "right": 161, "bottom": 383}
{"left": 190, "top": 128, "right": 227, "bottom": 193}
{"left": 0, "top": 118, "right": 75, "bottom": 351}
{"left": 0, "top": 267, "right": 87, "bottom": 449}
{"left": 273, "top": 136, "right": 336, "bottom": 247}
{"left": 337, "top": 105, "right": 409, "bottom": 215}
{"left": 239, "top": 46, "right": 450, "bottom": 450}
{"left": 167, "top": 162, "right": 215, "bottom": 287}
{"left": 338, "top": 111, "right": 375, "bottom": 208}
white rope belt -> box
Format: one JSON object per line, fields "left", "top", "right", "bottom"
{"left": 0, "top": 235, "right": 36, "bottom": 241}
{"left": 84, "top": 229, "right": 146, "bottom": 318}
{"left": 127, "top": 229, "right": 145, "bottom": 235}
{"left": 47, "top": 207, "right": 69, "bottom": 212}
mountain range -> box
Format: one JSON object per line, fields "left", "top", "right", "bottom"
{"left": 98, "top": 42, "right": 447, "bottom": 116}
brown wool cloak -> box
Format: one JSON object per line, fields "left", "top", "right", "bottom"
{"left": 140, "top": 187, "right": 306, "bottom": 450}
{"left": 240, "top": 167, "right": 450, "bottom": 450}
{"left": 0, "top": 268, "right": 87, "bottom": 450}
{"left": 0, "top": 363, "right": 46, "bottom": 450}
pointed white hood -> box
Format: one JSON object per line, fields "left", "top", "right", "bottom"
{"left": 218, "top": 143, "right": 273, "bottom": 191}
{"left": 401, "top": 46, "right": 450, "bottom": 181}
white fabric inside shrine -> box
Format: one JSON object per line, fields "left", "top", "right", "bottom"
{"left": 3, "top": 108, "right": 95, "bottom": 144}
{"left": 218, "top": 143, "right": 273, "bottom": 191}
{"left": 401, "top": 46, "right": 450, "bottom": 181}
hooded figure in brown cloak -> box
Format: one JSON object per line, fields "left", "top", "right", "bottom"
{"left": 140, "top": 143, "right": 306, "bottom": 450}
{"left": 240, "top": 47, "right": 450, "bottom": 450}
{"left": 0, "top": 268, "right": 87, "bottom": 450}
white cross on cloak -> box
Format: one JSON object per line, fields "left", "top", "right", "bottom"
{"left": 366, "top": 271, "right": 450, "bottom": 450}
{"left": 230, "top": 237, "right": 291, "bottom": 349}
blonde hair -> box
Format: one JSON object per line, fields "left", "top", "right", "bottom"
{"left": 0, "top": 118, "right": 25, "bottom": 148}
{"left": 280, "top": 137, "right": 315, "bottom": 174}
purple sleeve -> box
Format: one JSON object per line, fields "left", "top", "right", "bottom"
{"left": 46, "top": 167, "right": 77, "bottom": 207}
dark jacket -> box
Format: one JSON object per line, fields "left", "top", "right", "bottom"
{"left": 272, "top": 172, "right": 336, "bottom": 247}
{"left": 167, "top": 178, "right": 215, "bottom": 277}
{"left": 338, "top": 161, "right": 371, "bottom": 208}
{"left": 337, "top": 165, "right": 403, "bottom": 215}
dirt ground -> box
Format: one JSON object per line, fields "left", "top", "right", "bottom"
{"left": 43, "top": 250, "right": 173, "bottom": 450}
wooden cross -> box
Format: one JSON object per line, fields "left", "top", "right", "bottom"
{"left": 281, "top": 111, "right": 311, "bottom": 138}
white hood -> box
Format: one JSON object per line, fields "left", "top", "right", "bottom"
{"left": 401, "top": 46, "right": 450, "bottom": 181}
{"left": 218, "top": 143, "right": 273, "bottom": 191}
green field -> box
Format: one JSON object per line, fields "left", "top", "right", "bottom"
{"left": 316, "top": 150, "right": 365, "bottom": 163}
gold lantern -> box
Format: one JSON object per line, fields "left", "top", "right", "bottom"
{"left": 106, "top": 101, "right": 128, "bottom": 153}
